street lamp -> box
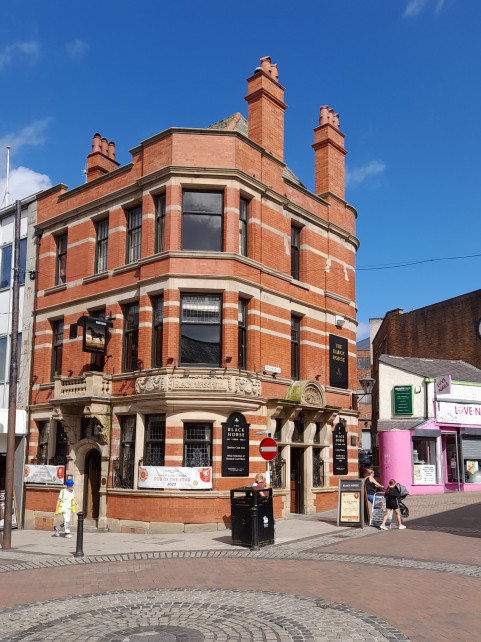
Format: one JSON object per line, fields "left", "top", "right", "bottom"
{"left": 359, "top": 374, "right": 375, "bottom": 395}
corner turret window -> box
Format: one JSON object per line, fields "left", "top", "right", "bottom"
{"left": 182, "top": 190, "right": 223, "bottom": 252}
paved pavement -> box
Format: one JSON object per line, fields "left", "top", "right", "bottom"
{"left": 1, "top": 491, "right": 480, "bottom": 641}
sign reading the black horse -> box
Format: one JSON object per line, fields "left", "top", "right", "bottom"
{"left": 333, "top": 421, "right": 348, "bottom": 475}
{"left": 329, "top": 334, "right": 348, "bottom": 389}
{"left": 222, "top": 412, "right": 250, "bottom": 477}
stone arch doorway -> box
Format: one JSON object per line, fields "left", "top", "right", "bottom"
{"left": 84, "top": 449, "right": 101, "bottom": 519}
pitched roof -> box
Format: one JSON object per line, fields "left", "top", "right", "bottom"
{"left": 379, "top": 354, "right": 481, "bottom": 383}
{"left": 357, "top": 337, "right": 370, "bottom": 351}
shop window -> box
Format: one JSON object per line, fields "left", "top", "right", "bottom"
{"left": 292, "top": 419, "right": 304, "bottom": 443}
{"left": 152, "top": 295, "right": 164, "bottom": 368}
{"left": 180, "top": 294, "right": 222, "bottom": 366}
{"left": 183, "top": 422, "right": 212, "bottom": 467}
{"left": 95, "top": 218, "right": 109, "bottom": 273}
{"left": 144, "top": 414, "right": 165, "bottom": 466}
{"left": 114, "top": 416, "right": 136, "bottom": 488}
{"left": 239, "top": 197, "right": 248, "bottom": 256}
{"left": 462, "top": 437, "right": 481, "bottom": 484}
{"left": 291, "top": 315, "right": 301, "bottom": 380}
{"left": 237, "top": 298, "right": 248, "bottom": 369}
{"left": 155, "top": 194, "right": 166, "bottom": 253}
{"left": 126, "top": 206, "right": 142, "bottom": 263}
{"left": 412, "top": 437, "right": 437, "bottom": 484}
{"left": 55, "top": 233, "right": 67, "bottom": 285}
{"left": 122, "top": 302, "right": 139, "bottom": 371}
{"left": 182, "top": 190, "right": 223, "bottom": 252}
{"left": 0, "top": 243, "right": 12, "bottom": 288}
{"left": 291, "top": 226, "right": 300, "bottom": 280}
{"left": 80, "top": 417, "right": 101, "bottom": 441}
{"left": 51, "top": 319, "right": 64, "bottom": 379}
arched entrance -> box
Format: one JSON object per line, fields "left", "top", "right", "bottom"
{"left": 84, "top": 449, "right": 101, "bottom": 519}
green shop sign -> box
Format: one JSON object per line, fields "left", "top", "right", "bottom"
{"left": 393, "top": 385, "right": 413, "bottom": 415}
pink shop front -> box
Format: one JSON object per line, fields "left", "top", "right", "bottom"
{"left": 379, "top": 414, "right": 481, "bottom": 495}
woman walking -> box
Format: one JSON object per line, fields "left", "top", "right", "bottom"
{"left": 364, "top": 468, "right": 383, "bottom": 504}
{"left": 379, "top": 479, "right": 407, "bottom": 530}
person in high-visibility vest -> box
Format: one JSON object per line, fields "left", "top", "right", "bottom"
{"left": 54, "top": 479, "right": 76, "bottom": 538}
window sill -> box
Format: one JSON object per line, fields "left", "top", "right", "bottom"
{"left": 83, "top": 271, "right": 110, "bottom": 284}
{"left": 44, "top": 283, "right": 67, "bottom": 295}
{"left": 112, "top": 261, "right": 141, "bottom": 276}
{"left": 38, "top": 382, "right": 55, "bottom": 390}
{"left": 290, "top": 277, "right": 310, "bottom": 290}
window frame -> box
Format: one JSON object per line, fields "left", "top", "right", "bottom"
{"left": 126, "top": 206, "right": 142, "bottom": 264}
{"left": 239, "top": 197, "right": 249, "bottom": 257}
{"left": 183, "top": 422, "right": 212, "bottom": 467}
{"left": 152, "top": 295, "right": 164, "bottom": 368}
{"left": 237, "top": 297, "right": 248, "bottom": 369}
{"left": 180, "top": 293, "right": 222, "bottom": 367}
{"left": 181, "top": 189, "right": 224, "bottom": 252}
{"left": 291, "top": 226, "right": 301, "bottom": 281}
{"left": 115, "top": 416, "right": 136, "bottom": 488}
{"left": 0, "top": 243, "right": 12, "bottom": 289}
{"left": 291, "top": 315, "right": 301, "bottom": 380}
{"left": 154, "top": 194, "right": 166, "bottom": 253}
{"left": 55, "top": 233, "right": 67, "bottom": 286}
{"left": 122, "top": 302, "right": 139, "bottom": 371}
{"left": 95, "top": 218, "right": 109, "bottom": 274}
{"left": 144, "top": 414, "right": 166, "bottom": 466}
{"left": 51, "top": 319, "right": 64, "bottom": 379}
{"left": 0, "top": 335, "right": 7, "bottom": 382}
{"left": 19, "top": 237, "right": 27, "bottom": 286}
{"left": 89, "top": 308, "right": 107, "bottom": 372}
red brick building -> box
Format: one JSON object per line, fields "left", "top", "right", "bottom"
{"left": 25, "top": 57, "right": 359, "bottom": 532}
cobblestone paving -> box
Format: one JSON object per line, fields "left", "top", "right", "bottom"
{"left": 0, "top": 588, "right": 409, "bottom": 641}
{"left": 2, "top": 528, "right": 481, "bottom": 578}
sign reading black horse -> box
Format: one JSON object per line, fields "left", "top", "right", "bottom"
{"left": 222, "top": 412, "right": 250, "bottom": 477}
{"left": 333, "top": 421, "right": 348, "bottom": 475}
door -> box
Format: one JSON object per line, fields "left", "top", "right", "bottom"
{"left": 443, "top": 434, "right": 459, "bottom": 486}
{"left": 290, "top": 448, "right": 304, "bottom": 513}
{"left": 84, "top": 449, "right": 101, "bottom": 519}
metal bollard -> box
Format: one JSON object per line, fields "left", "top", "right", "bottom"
{"left": 74, "top": 512, "right": 84, "bottom": 557}
{"left": 250, "top": 491, "right": 259, "bottom": 551}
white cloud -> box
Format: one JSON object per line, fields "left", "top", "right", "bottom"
{"left": 357, "top": 322, "right": 370, "bottom": 341}
{"left": 66, "top": 39, "right": 89, "bottom": 59}
{"left": 404, "top": 0, "right": 445, "bottom": 17}
{"left": 346, "top": 160, "right": 386, "bottom": 189}
{"left": 0, "top": 120, "right": 49, "bottom": 155}
{"left": 0, "top": 41, "right": 39, "bottom": 69}
{"left": 0, "top": 166, "right": 52, "bottom": 205}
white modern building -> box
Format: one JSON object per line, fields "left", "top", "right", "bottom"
{"left": 0, "top": 194, "right": 38, "bottom": 523}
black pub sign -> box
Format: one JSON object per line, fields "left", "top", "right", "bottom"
{"left": 222, "top": 412, "right": 250, "bottom": 477}
{"left": 333, "top": 420, "right": 348, "bottom": 476}
{"left": 329, "top": 334, "right": 348, "bottom": 389}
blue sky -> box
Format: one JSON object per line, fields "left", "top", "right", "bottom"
{"left": 1, "top": 0, "right": 480, "bottom": 340}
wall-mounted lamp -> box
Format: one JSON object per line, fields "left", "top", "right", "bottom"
{"left": 359, "top": 375, "right": 375, "bottom": 395}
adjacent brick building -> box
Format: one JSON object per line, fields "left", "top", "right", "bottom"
{"left": 25, "top": 57, "right": 360, "bottom": 532}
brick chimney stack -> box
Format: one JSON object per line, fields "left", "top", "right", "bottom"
{"left": 86, "top": 132, "right": 120, "bottom": 182}
{"left": 312, "top": 106, "right": 347, "bottom": 199}
{"left": 245, "top": 56, "right": 287, "bottom": 161}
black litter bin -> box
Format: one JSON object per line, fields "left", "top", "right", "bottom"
{"left": 230, "top": 486, "right": 274, "bottom": 550}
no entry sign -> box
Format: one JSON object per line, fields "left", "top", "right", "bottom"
{"left": 259, "top": 437, "right": 278, "bottom": 461}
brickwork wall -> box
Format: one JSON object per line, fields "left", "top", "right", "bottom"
{"left": 28, "top": 63, "right": 359, "bottom": 527}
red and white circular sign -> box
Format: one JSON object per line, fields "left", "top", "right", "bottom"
{"left": 259, "top": 437, "right": 278, "bottom": 461}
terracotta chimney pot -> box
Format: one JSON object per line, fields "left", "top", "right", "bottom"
{"left": 92, "top": 133, "right": 102, "bottom": 153}
{"left": 101, "top": 137, "right": 108, "bottom": 156}
{"left": 108, "top": 141, "right": 116, "bottom": 160}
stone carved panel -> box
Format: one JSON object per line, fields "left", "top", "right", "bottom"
{"left": 135, "top": 374, "right": 261, "bottom": 397}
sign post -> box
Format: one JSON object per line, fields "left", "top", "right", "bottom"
{"left": 259, "top": 437, "right": 278, "bottom": 489}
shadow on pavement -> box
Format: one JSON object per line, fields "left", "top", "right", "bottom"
{"left": 404, "top": 500, "right": 481, "bottom": 538}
